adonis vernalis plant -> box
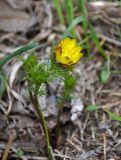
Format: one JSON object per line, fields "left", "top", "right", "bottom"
{"left": 22, "top": 37, "right": 83, "bottom": 155}
{"left": 0, "top": 38, "right": 83, "bottom": 160}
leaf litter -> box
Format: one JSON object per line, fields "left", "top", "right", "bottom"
{"left": 0, "top": 0, "right": 36, "bottom": 32}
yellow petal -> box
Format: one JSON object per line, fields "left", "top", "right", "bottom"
{"left": 55, "top": 46, "right": 61, "bottom": 56}
{"left": 61, "top": 38, "right": 76, "bottom": 52}
{"left": 54, "top": 37, "right": 83, "bottom": 66}
{"left": 72, "top": 53, "right": 83, "bottom": 63}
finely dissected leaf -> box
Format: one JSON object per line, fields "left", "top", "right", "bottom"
{"left": 29, "top": 83, "right": 47, "bottom": 96}
{"left": 23, "top": 54, "right": 54, "bottom": 95}
{"left": 99, "top": 69, "right": 110, "bottom": 84}
{"left": 54, "top": 66, "right": 68, "bottom": 78}
{"left": 23, "top": 54, "right": 38, "bottom": 70}
{"left": 104, "top": 109, "right": 121, "bottom": 121}
{"left": 63, "top": 74, "right": 77, "bottom": 100}
{"left": 49, "top": 57, "right": 68, "bottom": 77}
{"left": 50, "top": 54, "right": 76, "bottom": 100}
{"left": 85, "top": 105, "right": 98, "bottom": 111}
{"left": 24, "top": 64, "right": 51, "bottom": 84}
{"left": 64, "top": 75, "right": 76, "bottom": 90}
{"left": 62, "top": 16, "right": 85, "bottom": 39}
{"left": 23, "top": 52, "right": 77, "bottom": 97}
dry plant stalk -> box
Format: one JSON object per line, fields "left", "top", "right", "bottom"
{"left": 2, "top": 130, "right": 16, "bottom": 160}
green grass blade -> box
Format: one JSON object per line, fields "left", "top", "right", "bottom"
{"left": 62, "top": 16, "right": 85, "bottom": 39}
{"left": 53, "top": 0, "right": 64, "bottom": 24}
{"left": 78, "top": 35, "right": 91, "bottom": 45}
{"left": 0, "top": 43, "right": 39, "bottom": 68}
{"left": 89, "top": 23, "right": 108, "bottom": 60}
{"left": 78, "top": 0, "right": 88, "bottom": 30}
{"left": 64, "top": 0, "right": 74, "bottom": 24}
{"left": 78, "top": 0, "right": 91, "bottom": 55}
{"left": 48, "top": 146, "right": 56, "bottom": 160}
{"left": 104, "top": 109, "right": 121, "bottom": 121}
{"left": 85, "top": 105, "right": 98, "bottom": 111}
{"left": 0, "top": 73, "right": 6, "bottom": 96}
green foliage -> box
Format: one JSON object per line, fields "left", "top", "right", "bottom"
{"left": 23, "top": 54, "right": 52, "bottom": 95}
{"left": 89, "top": 23, "right": 107, "bottom": 60}
{"left": 78, "top": 1, "right": 106, "bottom": 58}
{"left": 50, "top": 52, "right": 77, "bottom": 99}
{"left": 64, "top": 74, "right": 76, "bottom": 89}
{"left": 62, "top": 16, "right": 85, "bottom": 39}
{"left": 104, "top": 109, "right": 121, "bottom": 122}
{"left": 48, "top": 145, "right": 56, "bottom": 160}
{"left": 23, "top": 53, "right": 76, "bottom": 97}
{"left": 99, "top": 56, "right": 110, "bottom": 84}
{"left": 112, "top": 122, "right": 121, "bottom": 127}
{"left": 22, "top": 51, "right": 77, "bottom": 159}
{"left": 78, "top": 0, "right": 91, "bottom": 55}
{"left": 16, "top": 149, "right": 24, "bottom": 157}
{"left": 63, "top": 74, "right": 77, "bottom": 100}
{"left": 85, "top": 105, "right": 98, "bottom": 111}
{"left": 64, "top": 0, "right": 74, "bottom": 24}
{"left": 78, "top": 35, "right": 91, "bottom": 45}
{"left": 49, "top": 51, "right": 70, "bottom": 78}
{"left": 53, "top": 0, "right": 108, "bottom": 61}
{"left": 53, "top": 0, "right": 64, "bottom": 24}
{"left": 78, "top": 0, "right": 88, "bottom": 30}
{"left": 24, "top": 55, "right": 51, "bottom": 84}
{"left": 53, "top": 0, "right": 74, "bottom": 25}
{"left": 0, "top": 43, "right": 39, "bottom": 68}
{"left": 0, "top": 72, "right": 6, "bottom": 97}
{"left": 0, "top": 43, "right": 38, "bottom": 96}
{"left": 50, "top": 53, "right": 77, "bottom": 100}
{"left": 99, "top": 69, "right": 110, "bottom": 84}
{"left": 49, "top": 59, "right": 66, "bottom": 77}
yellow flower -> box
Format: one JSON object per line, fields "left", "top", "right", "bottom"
{"left": 54, "top": 37, "right": 83, "bottom": 67}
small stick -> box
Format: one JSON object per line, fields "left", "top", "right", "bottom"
{"left": 102, "top": 114, "right": 107, "bottom": 160}
{"left": 2, "top": 130, "right": 16, "bottom": 160}
{"left": 103, "top": 133, "right": 107, "bottom": 160}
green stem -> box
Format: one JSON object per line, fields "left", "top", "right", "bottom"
{"left": 29, "top": 91, "right": 55, "bottom": 160}
{"left": 0, "top": 43, "right": 39, "bottom": 68}
{"left": 29, "top": 91, "right": 50, "bottom": 146}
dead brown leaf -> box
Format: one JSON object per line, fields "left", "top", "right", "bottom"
{"left": 0, "top": 0, "right": 36, "bottom": 32}
{"left": 6, "top": 0, "right": 33, "bottom": 9}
